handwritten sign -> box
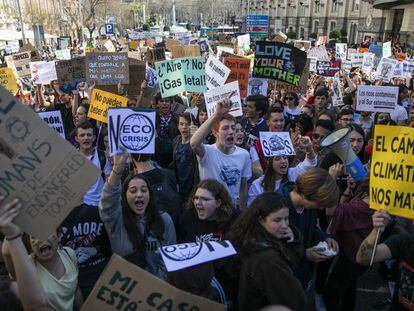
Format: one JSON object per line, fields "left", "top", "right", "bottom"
{"left": 12, "top": 50, "right": 41, "bottom": 77}
{"left": 86, "top": 52, "right": 129, "bottom": 85}
{"left": 88, "top": 89, "right": 128, "bottom": 123}
{"left": 223, "top": 57, "right": 250, "bottom": 98}
{"left": 259, "top": 131, "right": 296, "bottom": 157}
{"left": 55, "top": 57, "right": 87, "bottom": 92}
{"left": 205, "top": 56, "right": 231, "bottom": 90}
{"left": 171, "top": 45, "right": 200, "bottom": 58}
{"left": 0, "top": 68, "right": 19, "bottom": 95}
{"left": 204, "top": 81, "right": 243, "bottom": 118}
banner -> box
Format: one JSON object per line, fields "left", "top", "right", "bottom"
{"left": 205, "top": 56, "right": 231, "bottom": 90}
{"left": 171, "top": 45, "right": 200, "bottom": 58}
{"left": 155, "top": 57, "right": 206, "bottom": 98}
{"left": 55, "top": 57, "right": 87, "bottom": 93}
{"left": 85, "top": 52, "right": 129, "bottom": 85}
{"left": 252, "top": 41, "right": 307, "bottom": 87}
{"left": 248, "top": 78, "right": 268, "bottom": 96}
{"left": 223, "top": 57, "right": 250, "bottom": 98}
{"left": 316, "top": 60, "right": 341, "bottom": 77}
{"left": 88, "top": 89, "right": 128, "bottom": 123}
{"left": 382, "top": 41, "right": 392, "bottom": 58}
{"left": 80, "top": 255, "right": 225, "bottom": 311}
{"left": 12, "top": 50, "right": 41, "bottom": 77}
{"left": 259, "top": 131, "right": 296, "bottom": 157}
{"left": 0, "top": 68, "right": 19, "bottom": 95}
{"left": 38, "top": 110, "right": 65, "bottom": 138}
{"left": 376, "top": 58, "right": 398, "bottom": 82}
{"left": 356, "top": 85, "right": 398, "bottom": 113}
{"left": 108, "top": 108, "right": 156, "bottom": 156}
{"left": 370, "top": 125, "right": 414, "bottom": 218}
{"left": 204, "top": 81, "right": 243, "bottom": 118}
{"left": 0, "top": 86, "right": 100, "bottom": 240}
{"left": 335, "top": 43, "right": 347, "bottom": 60}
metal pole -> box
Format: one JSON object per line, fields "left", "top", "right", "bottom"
{"left": 16, "top": 0, "right": 26, "bottom": 44}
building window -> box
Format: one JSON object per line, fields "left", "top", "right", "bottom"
{"left": 331, "top": 1, "right": 338, "bottom": 13}
{"left": 301, "top": 5, "right": 306, "bottom": 15}
{"left": 314, "top": 3, "right": 320, "bottom": 13}
{"left": 352, "top": 0, "right": 359, "bottom": 11}
{"left": 313, "top": 20, "right": 319, "bottom": 34}
{"left": 329, "top": 21, "right": 337, "bottom": 36}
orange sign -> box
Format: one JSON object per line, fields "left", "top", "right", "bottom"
{"left": 223, "top": 57, "right": 251, "bottom": 98}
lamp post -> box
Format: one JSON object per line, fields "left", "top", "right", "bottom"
{"left": 16, "top": 0, "right": 26, "bottom": 44}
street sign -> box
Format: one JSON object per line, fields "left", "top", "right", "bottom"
{"left": 246, "top": 15, "right": 269, "bottom": 39}
{"left": 105, "top": 23, "right": 115, "bottom": 35}
{"left": 107, "top": 16, "right": 115, "bottom": 24}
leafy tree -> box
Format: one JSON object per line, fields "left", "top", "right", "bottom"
{"left": 143, "top": 23, "right": 150, "bottom": 31}
{"left": 287, "top": 31, "right": 297, "bottom": 39}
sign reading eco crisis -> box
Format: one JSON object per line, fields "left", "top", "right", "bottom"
{"left": 370, "top": 125, "right": 414, "bottom": 218}
{"left": 246, "top": 15, "right": 269, "bottom": 38}
{"left": 252, "top": 41, "right": 307, "bottom": 86}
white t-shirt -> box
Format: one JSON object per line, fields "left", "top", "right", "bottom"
{"left": 390, "top": 105, "right": 408, "bottom": 122}
{"left": 198, "top": 144, "right": 252, "bottom": 201}
{"left": 247, "top": 155, "right": 317, "bottom": 206}
{"left": 84, "top": 149, "right": 112, "bottom": 206}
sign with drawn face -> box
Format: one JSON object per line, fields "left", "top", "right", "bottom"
{"left": 259, "top": 131, "right": 296, "bottom": 157}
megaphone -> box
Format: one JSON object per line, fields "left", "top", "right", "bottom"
{"left": 320, "top": 127, "right": 367, "bottom": 181}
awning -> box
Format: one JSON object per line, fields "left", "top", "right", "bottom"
{"left": 373, "top": 0, "right": 414, "bottom": 9}
{"left": 0, "top": 29, "right": 59, "bottom": 42}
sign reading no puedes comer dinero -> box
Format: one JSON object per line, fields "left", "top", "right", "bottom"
{"left": 253, "top": 41, "right": 307, "bottom": 86}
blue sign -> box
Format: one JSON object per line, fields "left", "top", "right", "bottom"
{"left": 246, "top": 15, "right": 269, "bottom": 38}
{"left": 105, "top": 23, "right": 115, "bottom": 35}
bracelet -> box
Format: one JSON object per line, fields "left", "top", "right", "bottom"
{"left": 5, "top": 233, "right": 22, "bottom": 241}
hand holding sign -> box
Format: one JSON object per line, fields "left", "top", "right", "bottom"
{"left": 372, "top": 209, "right": 390, "bottom": 233}
{"left": 0, "top": 197, "right": 22, "bottom": 238}
{"left": 215, "top": 98, "right": 232, "bottom": 116}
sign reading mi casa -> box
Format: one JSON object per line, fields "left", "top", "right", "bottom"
{"left": 246, "top": 15, "right": 269, "bottom": 38}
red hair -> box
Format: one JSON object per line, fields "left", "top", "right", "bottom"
{"left": 212, "top": 114, "right": 236, "bottom": 133}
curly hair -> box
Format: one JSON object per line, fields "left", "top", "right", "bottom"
{"left": 186, "top": 179, "right": 234, "bottom": 223}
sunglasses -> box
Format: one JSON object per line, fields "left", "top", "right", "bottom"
{"left": 312, "top": 133, "right": 326, "bottom": 140}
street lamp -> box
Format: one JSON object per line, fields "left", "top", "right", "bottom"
{"left": 15, "top": 0, "right": 26, "bottom": 44}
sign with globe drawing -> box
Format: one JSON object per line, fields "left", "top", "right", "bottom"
{"left": 107, "top": 108, "right": 156, "bottom": 156}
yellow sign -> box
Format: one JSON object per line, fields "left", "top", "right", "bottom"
{"left": 370, "top": 125, "right": 414, "bottom": 218}
{"left": 0, "top": 68, "right": 19, "bottom": 95}
{"left": 129, "top": 40, "right": 139, "bottom": 50}
{"left": 88, "top": 89, "right": 128, "bottom": 123}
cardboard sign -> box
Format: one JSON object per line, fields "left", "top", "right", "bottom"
{"left": 81, "top": 254, "right": 225, "bottom": 311}
{"left": 55, "top": 49, "right": 71, "bottom": 60}
{"left": 370, "top": 125, "right": 414, "bottom": 219}
{"left": 376, "top": 58, "right": 398, "bottom": 82}
{"left": 38, "top": 110, "right": 65, "bottom": 138}
{"left": 122, "top": 59, "right": 146, "bottom": 97}
{"left": 217, "top": 46, "right": 234, "bottom": 59}
{"left": 149, "top": 48, "right": 166, "bottom": 64}
{"left": 108, "top": 108, "right": 156, "bottom": 156}
{"left": 160, "top": 241, "right": 237, "bottom": 272}
{"left": 382, "top": 41, "right": 392, "bottom": 58}
{"left": 223, "top": 57, "right": 250, "bottom": 98}
{"left": 37, "top": 61, "right": 57, "bottom": 85}
{"left": 294, "top": 40, "right": 311, "bottom": 51}
{"left": 155, "top": 57, "right": 207, "bottom": 98}
{"left": 316, "top": 60, "right": 341, "bottom": 77}
{"left": 307, "top": 45, "right": 329, "bottom": 61}
{"left": 356, "top": 85, "right": 398, "bottom": 113}
{"left": 171, "top": 45, "right": 200, "bottom": 58}
{"left": 55, "top": 57, "right": 87, "bottom": 93}
{"left": 0, "top": 86, "right": 100, "bottom": 240}
{"left": 332, "top": 73, "right": 343, "bottom": 106}
{"left": 128, "top": 51, "right": 142, "bottom": 61}
{"left": 205, "top": 56, "right": 231, "bottom": 90}
{"left": 129, "top": 40, "right": 140, "bottom": 50}
{"left": 259, "top": 131, "right": 296, "bottom": 157}
{"left": 204, "top": 81, "right": 243, "bottom": 118}
{"left": 29, "top": 61, "right": 44, "bottom": 85}
{"left": 0, "top": 68, "right": 19, "bottom": 95}
{"left": 237, "top": 34, "right": 251, "bottom": 49}
{"left": 248, "top": 78, "right": 267, "bottom": 96}
{"left": 335, "top": 43, "right": 347, "bottom": 60}
{"left": 86, "top": 52, "right": 129, "bottom": 85}
{"left": 12, "top": 50, "right": 41, "bottom": 77}
{"left": 88, "top": 89, "right": 128, "bottom": 123}
{"left": 362, "top": 53, "right": 375, "bottom": 74}
{"left": 165, "top": 38, "right": 180, "bottom": 51}
{"left": 350, "top": 53, "right": 364, "bottom": 68}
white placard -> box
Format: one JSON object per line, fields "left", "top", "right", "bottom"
{"left": 259, "top": 131, "right": 296, "bottom": 157}
{"left": 376, "top": 58, "right": 398, "bottom": 82}
{"left": 160, "top": 241, "right": 237, "bottom": 272}
{"left": 108, "top": 108, "right": 156, "bottom": 156}
{"left": 307, "top": 45, "right": 329, "bottom": 61}
{"left": 55, "top": 49, "right": 71, "bottom": 60}
{"left": 356, "top": 85, "right": 398, "bottom": 113}
{"left": 38, "top": 110, "right": 65, "bottom": 138}
{"left": 362, "top": 52, "right": 375, "bottom": 74}
{"left": 237, "top": 34, "right": 250, "bottom": 48}
{"left": 382, "top": 41, "right": 392, "bottom": 58}
{"left": 403, "top": 60, "right": 414, "bottom": 77}
{"left": 205, "top": 56, "right": 231, "bottom": 90}
{"left": 308, "top": 57, "right": 317, "bottom": 72}
{"left": 5, "top": 44, "right": 19, "bottom": 54}
{"left": 204, "top": 81, "right": 243, "bottom": 118}
{"left": 145, "top": 65, "right": 158, "bottom": 88}
{"left": 350, "top": 53, "right": 364, "bottom": 67}
{"left": 393, "top": 62, "right": 404, "bottom": 78}
{"left": 332, "top": 73, "right": 343, "bottom": 107}
{"left": 37, "top": 61, "right": 57, "bottom": 85}
{"left": 335, "top": 43, "right": 347, "bottom": 60}
{"left": 104, "top": 40, "right": 116, "bottom": 52}
{"left": 29, "top": 61, "right": 45, "bottom": 84}
{"left": 342, "top": 60, "right": 352, "bottom": 73}
{"left": 247, "top": 78, "right": 267, "bottom": 96}
{"left": 216, "top": 46, "right": 234, "bottom": 59}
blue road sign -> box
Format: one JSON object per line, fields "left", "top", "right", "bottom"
{"left": 105, "top": 23, "right": 114, "bottom": 35}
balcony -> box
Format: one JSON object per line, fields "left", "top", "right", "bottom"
{"left": 373, "top": 0, "right": 413, "bottom": 9}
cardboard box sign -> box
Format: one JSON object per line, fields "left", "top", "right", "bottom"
{"left": 0, "top": 86, "right": 100, "bottom": 240}
{"left": 81, "top": 254, "right": 225, "bottom": 311}
{"left": 55, "top": 57, "right": 87, "bottom": 93}
{"left": 12, "top": 50, "right": 41, "bottom": 78}
{"left": 85, "top": 52, "right": 129, "bottom": 85}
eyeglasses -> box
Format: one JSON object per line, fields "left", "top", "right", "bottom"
{"left": 193, "top": 196, "right": 216, "bottom": 203}
{"left": 340, "top": 118, "right": 354, "bottom": 122}
{"left": 312, "top": 133, "right": 325, "bottom": 140}
{"left": 285, "top": 97, "right": 295, "bottom": 100}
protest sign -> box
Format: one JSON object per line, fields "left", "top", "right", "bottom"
{"left": 252, "top": 41, "right": 307, "bottom": 87}
{"left": 149, "top": 47, "right": 166, "bottom": 64}
{"left": 382, "top": 41, "right": 392, "bottom": 58}
{"left": 393, "top": 62, "right": 404, "bottom": 78}
{"left": 104, "top": 40, "right": 116, "bottom": 52}
{"left": 335, "top": 43, "right": 347, "bottom": 60}
{"left": 171, "top": 45, "right": 200, "bottom": 58}
{"left": 0, "top": 68, "right": 19, "bottom": 95}
{"left": 316, "top": 60, "right": 341, "bottom": 77}
{"left": 29, "top": 61, "right": 44, "bottom": 85}
{"left": 165, "top": 38, "right": 179, "bottom": 51}
{"left": 332, "top": 73, "right": 343, "bottom": 106}
{"left": 274, "top": 58, "right": 310, "bottom": 93}
{"left": 294, "top": 40, "right": 311, "bottom": 51}
{"left": 356, "top": 85, "right": 398, "bottom": 113}
{"left": 38, "top": 110, "right": 65, "bottom": 138}
{"left": 0, "top": 86, "right": 100, "bottom": 240}
{"left": 12, "top": 50, "right": 41, "bottom": 77}
{"left": 342, "top": 60, "right": 352, "bottom": 73}
{"left": 402, "top": 60, "right": 414, "bottom": 77}
{"left": 108, "top": 108, "right": 155, "bottom": 156}
{"left": 5, "top": 44, "right": 19, "bottom": 54}
{"left": 237, "top": 34, "right": 251, "bottom": 49}
{"left": 55, "top": 49, "right": 71, "bottom": 60}
{"left": 223, "top": 57, "right": 250, "bottom": 98}
{"left": 217, "top": 46, "right": 234, "bottom": 59}
{"left": 88, "top": 89, "right": 128, "bottom": 123}
{"left": 376, "top": 58, "right": 398, "bottom": 82}
{"left": 85, "top": 52, "right": 129, "bottom": 85}
{"left": 81, "top": 254, "right": 225, "bottom": 311}
{"left": 362, "top": 52, "right": 375, "bottom": 74}
{"left": 370, "top": 125, "right": 414, "bottom": 218}
{"left": 198, "top": 38, "right": 209, "bottom": 53}
{"left": 55, "top": 57, "right": 87, "bottom": 93}
{"left": 248, "top": 78, "right": 268, "bottom": 96}
{"left": 307, "top": 45, "right": 329, "bottom": 61}
{"left": 308, "top": 57, "right": 317, "bottom": 72}
{"left": 205, "top": 56, "right": 231, "bottom": 90}
{"left": 316, "top": 36, "right": 327, "bottom": 46}
{"left": 160, "top": 241, "right": 237, "bottom": 272}
{"left": 146, "top": 65, "right": 158, "bottom": 88}
{"left": 122, "top": 59, "right": 146, "bottom": 97}
{"left": 37, "top": 61, "right": 57, "bottom": 85}
{"left": 128, "top": 51, "right": 142, "bottom": 61}
{"left": 129, "top": 40, "right": 140, "bottom": 50}
{"left": 155, "top": 57, "right": 206, "bottom": 98}
{"left": 259, "top": 132, "right": 296, "bottom": 157}
{"left": 204, "top": 81, "right": 243, "bottom": 118}
{"left": 350, "top": 53, "right": 364, "bottom": 67}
